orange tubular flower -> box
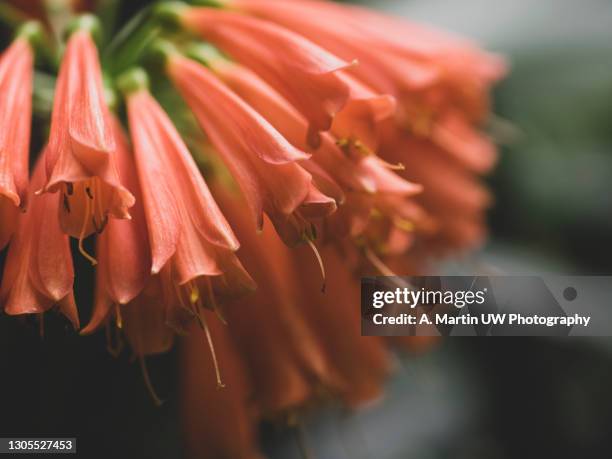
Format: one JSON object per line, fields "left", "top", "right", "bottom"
{"left": 332, "top": 72, "right": 397, "bottom": 158}
{"left": 204, "top": 57, "right": 424, "bottom": 259}
{"left": 167, "top": 54, "right": 337, "bottom": 246}
{"left": 232, "top": 0, "right": 504, "bottom": 167}
{"left": 215, "top": 187, "right": 345, "bottom": 415}
{"left": 121, "top": 68, "right": 254, "bottom": 332}
{"left": 44, "top": 16, "right": 134, "bottom": 255}
{"left": 382, "top": 135, "right": 493, "bottom": 253}
{"left": 0, "top": 1, "right": 506, "bottom": 454}
{"left": 0, "top": 28, "right": 35, "bottom": 249}
{"left": 0, "top": 156, "right": 78, "bottom": 328}
{"left": 176, "top": 5, "right": 352, "bottom": 147}
{"left": 230, "top": 0, "right": 440, "bottom": 95}
{"left": 80, "top": 117, "right": 150, "bottom": 335}
{"left": 120, "top": 277, "right": 175, "bottom": 358}
{"left": 292, "top": 243, "right": 393, "bottom": 407}
{"left": 207, "top": 58, "right": 388, "bottom": 194}
{"left": 181, "top": 317, "right": 263, "bottom": 459}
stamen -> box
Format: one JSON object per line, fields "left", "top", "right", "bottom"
{"left": 336, "top": 138, "right": 350, "bottom": 149}
{"left": 198, "top": 310, "right": 225, "bottom": 389}
{"left": 85, "top": 187, "right": 93, "bottom": 200}
{"left": 115, "top": 303, "right": 123, "bottom": 329}
{"left": 292, "top": 211, "right": 317, "bottom": 242}
{"left": 182, "top": 281, "right": 225, "bottom": 387}
{"left": 78, "top": 190, "right": 98, "bottom": 266}
{"left": 306, "top": 239, "right": 326, "bottom": 293}
{"left": 173, "top": 283, "right": 208, "bottom": 337}
{"left": 364, "top": 247, "right": 397, "bottom": 277}
{"left": 139, "top": 355, "right": 164, "bottom": 407}
{"left": 189, "top": 282, "right": 200, "bottom": 305}
{"left": 309, "top": 223, "right": 317, "bottom": 241}
{"left": 66, "top": 182, "right": 74, "bottom": 195}
{"left": 353, "top": 140, "right": 374, "bottom": 157}
{"left": 393, "top": 217, "right": 415, "bottom": 232}
{"left": 337, "top": 138, "right": 378, "bottom": 158}
{"left": 377, "top": 157, "right": 405, "bottom": 171}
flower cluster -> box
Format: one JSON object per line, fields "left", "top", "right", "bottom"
{"left": 0, "top": 1, "right": 505, "bottom": 457}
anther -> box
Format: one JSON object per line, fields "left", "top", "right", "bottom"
{"left": 353, "top": 140, "right": 374, "bottom": 156}
{"left": 115, "top": 304, "right": 123, "bottom": 329}
{"left": 189, "top": 283, "right": 200, "bottom": 305}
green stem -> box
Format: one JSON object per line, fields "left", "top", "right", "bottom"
{"left": 103, "top": 6, "right": 159, "bottom": 75}
{"left": 16, "top": 21, "right": 60, "bottom": 70}
{"left": 116, "top": 67, "right": 150, "bottom": 95}
{"left": 45, "top": 0, "right": 75, "bottom": 45}
{"left": 190, "top": 0, "right": 226, "bottom": 6}
{"left": 95, "top": 0, "right": 121, "bottom": 47}
{"left": 185, "top": 42, "right": 226, "bottom": 67}
{"left": 32, "top": 71, "right": 57, "bottom": 117}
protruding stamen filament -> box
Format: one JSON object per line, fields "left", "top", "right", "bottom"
{"left": 306, "top": 239, "right": 326, "bottom": 293}
{"left": 139, "top": 355, "right": 164, "bottom": 407}
{"left": 377, "top": 158, "right": 405, "bottom": 171}
{"left": 199, "top": 311, "right": 225, "bottom": 389}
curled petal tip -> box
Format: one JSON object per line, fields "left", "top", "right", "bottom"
{"left": 0, "top": 189, "right": 21, "bottom": 208}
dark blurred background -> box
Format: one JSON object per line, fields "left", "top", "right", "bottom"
{"left": 1, "top": 0, "right": 612, "bottom": 458}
